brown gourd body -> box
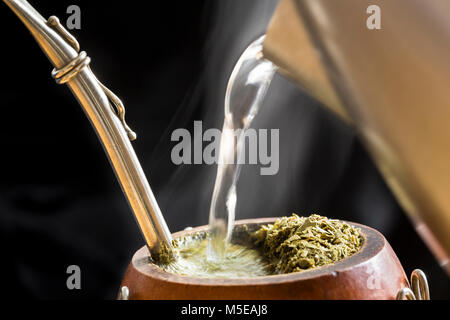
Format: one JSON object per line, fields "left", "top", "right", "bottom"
{"left": 121, "top": 218, "right": 408, "bottom": 299}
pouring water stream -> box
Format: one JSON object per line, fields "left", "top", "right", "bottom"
{"left": 207, "top": 35, "right": 277, "bottom": 260}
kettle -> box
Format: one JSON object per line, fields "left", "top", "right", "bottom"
{"left": 263, "top": 0, "right": 450, "bottom": 273}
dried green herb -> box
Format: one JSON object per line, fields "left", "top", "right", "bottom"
{"left": 152, "top": 240, "right": 179, "bottom": 265}
{"left": 253, "top": 214, "right": 363, "bottom": 273}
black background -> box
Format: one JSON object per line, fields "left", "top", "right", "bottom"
{"left": 0, "top": 0, "right": 448, "bottom": 299}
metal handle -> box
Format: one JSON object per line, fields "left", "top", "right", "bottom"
{"left": 397, "top": 269, "right": 430, "bottom": 300}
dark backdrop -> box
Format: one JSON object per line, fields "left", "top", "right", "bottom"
{"left": 0, "top": 0, "right": 448, "bottom": 299}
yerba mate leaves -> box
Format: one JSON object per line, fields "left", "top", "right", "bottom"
{"left": 253, "top": 214, "right": 363, "bottom": 273}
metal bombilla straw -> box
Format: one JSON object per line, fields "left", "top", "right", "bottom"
{"left": 2, "top": 0, "right": 174, "bottom": 262}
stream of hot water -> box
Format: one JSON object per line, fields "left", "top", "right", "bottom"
{"left": 160, "top": 36, "right": 278, "bottom": 278}
{"left": 207, "top": 36, "right": 277, "bottom": 260}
